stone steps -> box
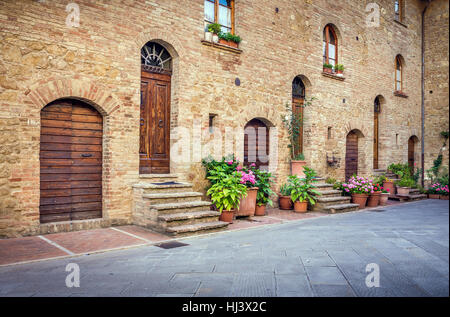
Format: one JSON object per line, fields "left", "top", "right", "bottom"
{"left": 315, "top": 189, "right": 342, "bottom": 197}
{"left": 139, "top": 173, "right": 179, "bottom": 183}
{"left": 312, "top": 196, "right": 352, "bottom": 210}
{"left": 158, "top": 210, "right": 221, "bottom": 227}
{"left": 165, "top": 221, "right": 229, "bottom": 237}
{"left": 151, "top": 200, "right": 212, "bottom": 214}
{"left": 133, "top": 182, "right": 193, "bottom": 194}
{"left": 322, "top": 203, "right": 360, "bottom": 214}
{"left": 312, "top": 180, "right": 359, "bottom": 213}
{"left": 143, "top": 191, "right": 203, "bottom": 204}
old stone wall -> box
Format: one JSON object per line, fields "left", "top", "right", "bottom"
{"left": 0, "top": 0, "right": 435, "bottom": 237}
{"left": 424, "top": 0, "right": 449, "bottom": 183}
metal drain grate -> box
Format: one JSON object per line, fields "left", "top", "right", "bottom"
{"left": 371, "top": 209, "right": 386, "bottom": 212}
{"left": 155, "top": 241, "right": 189, "bottom": 249}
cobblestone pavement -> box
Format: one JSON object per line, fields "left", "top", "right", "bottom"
{"left": 0, "top": 200, "right": 448, "bottom": 297}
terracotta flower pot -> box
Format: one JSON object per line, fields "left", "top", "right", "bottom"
{"left": 351, "top": 193, "right": 369, "bottom": 209}
{"left": 440, "top": 195, "right": 449, "bottom": 200}
{"left": 428, "top": 194, "right": 440, "bottom": 199}
{"left": 382, "top": 181, "right": 395, "bottom": 196}
{"left": 323, "top": 67, "right": 332, "bottom": 73}
{"left": 367, "top": 192, "right": 381, "bottom": 207}
{"left": 291, "top": 160, "right": 307, "bottom": 178}
{"left": 219, "top": 38, "right": 228, "bottom": 46}
{"left": 293, "top": 201, "right": 308, "bottom": 213}
{"left": 255, "top": 204, "right": 266, "bottom": 216}
{"left": 236, "top": 187, "right": 258, "bottom": 217}
{"left": 279, "top": 195, "right": 293, "bottom": 210}
{"left": 379, "top": 193, "right": 389, "bottom": 206}
{"left": 396, "top": 187, "right": 410, "bottom": 196}
{"left": 219, "top": 209, "right": 234, "bottom": 223}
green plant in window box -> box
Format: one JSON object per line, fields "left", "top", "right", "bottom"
{"left": 207, "top": 23, "right": 221, "bottom": 34}
{"left": 218, "top": 32, "right": 241, "bottom": 48}
{"left": 334, "top": 64, "right": 344, "bottom": 74}
{"left": 323, "top": 63, "right": 333, "bottom": 73}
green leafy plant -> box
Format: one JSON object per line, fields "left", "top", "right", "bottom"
{"left": 255, "top": 169, "right": 275, "bottom": 207}
{"left": 325, "top": 177, "right": 337, "bottom": 184}
{"left": 293, "top": 153, "right": 305, "bottom": 161}
{"left": 323, "top": 63, "right": 333, "bottom": 69}
{"left": 334, "top": 64, "right": 344, "bottom": 71}
{"left": 388, "top": 163, "right": 411, "bottom": 179}
{"left": 219, "top": 32, "right": 241, "bottom": 43}
{"left": 287, "top": 175, "right": 321, "bottom": 205}
{"left": 281, "top": 97, "right": 316, "bottom": 159}
{"left": 206, "top": 172, "right": 247, "bottom": 212}
{"left": 396, "top": 177, "right": 415, "bottom": 188}
{"left": 279, "top": 183, "right": 292, "bottom": 196}
{"left": 441, "top": 131, "right": 449, "bottom": 139}
{"left": 202, "top": 154, "right": 239, "bottom": 188}
{"left": 207, "top": 23, "right": 221, "bottom": 34}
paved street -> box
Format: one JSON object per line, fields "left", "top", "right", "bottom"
{"left": 0, "top": 200, "right": 448, "bottom": 297}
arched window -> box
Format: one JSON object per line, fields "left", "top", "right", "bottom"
{"left": 395, "top": 55, "right": 403, "bottom": 92}
{"left": 292, "top": 76, "right": 306, "bottom": 156}
{"left": 323, "top": 24, "right": 338, "bottom": 67}
{"left": 141, "top": 42, "right": 172, "bottom": 71}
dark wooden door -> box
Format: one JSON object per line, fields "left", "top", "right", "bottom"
{"left": 373, "top": 111, "right": 379, "bottom": 169}
{"left": 40, "top": 100, "right": 102, "bottom": 223}
{"left": 408, "top": 137, "right": 415, "bottom": 175}
{"left": 345, "top": 131, "right": 358, "bottom": 180}
{"left": 292, "top": 97, "right": 304, "bottom": 156}
{"left": 244, "top": 119, "right": 269, "bottom": 170}
{"left": 140, "top": 71, "right": 171, "bottom": 174}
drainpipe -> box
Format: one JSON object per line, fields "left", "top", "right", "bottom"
{"left": 421, "top": 0, "right": 431, "bottom": 187}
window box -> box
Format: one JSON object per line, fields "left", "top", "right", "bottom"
{"left": 218, "top": 38, "right": 239, "bottom": 48}
{"left": 322, "top": 71, "right": 345, "bottom": 81}
{"left": 394, "top": 90, "right": 408, "bottom": 98}
{"left": 201, "top": 39, "right": 242, "bottom": 54}
{"left": 323, "top": 67, "right": 333, "bottom": 74}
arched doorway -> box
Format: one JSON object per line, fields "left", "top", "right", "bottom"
{"left": 40, "top": 99, "right": 103, "bottom": 223}
{"left": 292, "top": 76, "right": 306, "bottom": 156}
{"left": 408, "top": 135, "right": 419, "bottom": 175}
{"left": 140, "top": 41, "right": 172, "bottom": 174}
{"left": 345, "top": 130, "right": 360, "bottom": 180}
{"left": 373, "top": 96, "right": 381, "bottom": 169}
{"left": 244, "top": 119, "right": 269, "bottom": 170}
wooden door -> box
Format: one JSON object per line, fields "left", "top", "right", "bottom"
{"left": 373, "top": 111, "right": 379, "bottom": 169}
{"left": 40, "top": 100, "right": 102, "bottom": 223}
{"left": 140, "top": 71, "right": 171, "bottom": 174}
{"left": 408, "top": 137, "right": 415, "bottom": 175}
{"left": 244, "top": 119, "right": 269, "bottom": 170}
{"left": 345, "top": 131, "right": 358, "bottom": 180}
{"left": 292, "top": 97, "right": 304, "bottom": 156}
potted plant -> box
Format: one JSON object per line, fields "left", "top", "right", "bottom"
{"left": 382, "top": 176, "right": 395, "bottom": 196}
{"left": 206, "top": 172, "right": 247, "bottom": 223}
{"left": 439, "top": 184, "right": 449, "bottom": 200}
{"left": 207, "top": 23, "right": 221, "bottom": 43}
{"left": 334, "top": 64, "right": 344, "bottom": 75}
{"left": 288, "top": 173, "right": 320, "bottom": 213}
{"left": 379, "top": 186, "right": 390, "bottom": 206}
{"left": 428, "top": 182, "right": 441, "bottom": 199}
{"left": 255, "top": 169, "right": 274, "bottom": 216}
{"left": 235, "top": 165, "right": 258, "bottom": 217}
{"left": 278, "top": 183, "right": 293, "bottom": 210}
{"left": 342, "top": 176, "right": 373, "bottom": 209}
{"left": 367, "top": 183, "right": 382, "bottom": 207}
{"left": 396, "top": 177, "right": 415, "bottom": 196}
{"left": 323, "top": 63, "right": 333, "bottom": 73}
{"left": 291, "top": 153, "right": 307, "bottom": 178}
{"left": 218, "top": 32, "right": 241, "bottom": 48}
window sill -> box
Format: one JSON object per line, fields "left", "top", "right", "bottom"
{"left": 322, "top": 72, "right": 345, "bottom": 81}
{"left": 201, "top": 40, "right": 242, "bottom": 54}
{"left": 394, "top": 91, "right": 408, "bottom": 98}
{"left": 394, "top": 19, "right": 407, "bottom": 28}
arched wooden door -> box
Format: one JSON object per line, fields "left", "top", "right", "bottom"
{"left": 345, "top": 131, "right": 358, "bottom": 180}
{"left": 408, "top": 136, "right": 415, "bottom": 175}
{"left": 40, "top": 100, "right": 103, "bottom": 223}
{"left": 244, "top": 119, "right": 269, "bottom": 170}
{"left": 373, "top": 97, "right": 381, "bottom": 169}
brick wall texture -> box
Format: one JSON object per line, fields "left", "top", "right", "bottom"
{"left": 0, "top": 0, "right": 448, "bottom": 237}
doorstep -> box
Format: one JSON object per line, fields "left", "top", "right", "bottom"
{"left": 0, "top": 209, "right": 327, "bottom": 266}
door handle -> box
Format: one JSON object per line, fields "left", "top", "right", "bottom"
{"left": 81, "top": 153, "right": 92, "bottom": 158}
{"left": 140, "top": 118, "right": 144, "bottom": 126}
{"left": 158, "top": 119, "right": 163, "bottom": 128}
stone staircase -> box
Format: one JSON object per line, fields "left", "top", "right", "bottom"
{"left": 310, "top": 178, "right": 359, "bottom": 214}
{"left": 372, "top": 169, "right": 427, "bottom": 202}
{"left": 132, "top": 174, "right": 229, "bottom": 237}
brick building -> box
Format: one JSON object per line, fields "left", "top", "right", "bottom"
{"left": 0, "top": 0, "right": 448, "bottom": 237}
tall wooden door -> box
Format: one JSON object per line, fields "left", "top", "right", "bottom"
{"left": 345, "top": 131, "right": 358, "bottom": 180}
{"left": 40, "top": 100, "right": 102, "bottom": 223}
{"left": 244, "top": 119, "right": 269, "bottom": 170}
{"left": 140, "top": 71, "right": 171, "bottom": 174}
{"left": 373, "top": 110, "right": 379, "bottom": 169}
{"left": 292, "top": 97, "right": 304, "bottom": 156}
{"left": 408, "top": 137, "right": 415, "bottom": 175}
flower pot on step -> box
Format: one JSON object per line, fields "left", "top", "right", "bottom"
{"left": 236, "top": 187, "right": 258, "bottom": 217}
{"left": 293, "top": 201, "right": 308, "bottom": 213}
{"left": 291, "top": 160, "right": 307, "bottom": 178}
{"left": 379, "top": 193, "right": 389, "bottom": 206}
{"left": 382, "top": 181, "right": 395, "bottom": 196}
{"left": 396, "top": 187, "right": 410, "bottom": 196}
{"left": 367, "top": 192, "right": 381, "bottom": 207}
{"left": 351, "top": 193, "right": 369, "bottom": 209}
{"left": 219, "top": 209, "right": 234, "bottom": 223}
{"left": 255, "top": 204, "right": 266, "bottom": 216}
{"left": 279, "top": 195, "right": 293, "bottom": 210}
